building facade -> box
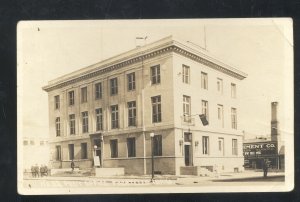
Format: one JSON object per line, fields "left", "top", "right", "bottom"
{"left": 243, "top": 102, "right": 285, "bottom": 170}
{"left": 43, "top": 36, "right": 247, "bottom": 175}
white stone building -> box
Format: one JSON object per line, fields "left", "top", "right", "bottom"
{"left": 43, "top": 36, "right": 247, "bottom": 175}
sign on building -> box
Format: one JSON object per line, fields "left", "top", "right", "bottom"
{"left": 243, "top": 141, "right": 277, "bottom": 157}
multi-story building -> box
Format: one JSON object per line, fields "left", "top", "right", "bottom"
{"left": 43, "top": 36, "right": 247, "bottom": 175}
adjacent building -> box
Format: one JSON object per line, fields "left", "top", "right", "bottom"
{"left": 22, "top": 136, "right": 50, "bottom": 170}
{"left": 43, "top": 36, "right": 247, "bottom": 175}
{"left": 243, "top": 102, "right": 285, "bottom": 170}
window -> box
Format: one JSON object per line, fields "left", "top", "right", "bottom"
{"left": 218, "top": 138, "right": 224, "bottom": 156}
{"left": 182, "top": 65, "right": 190, "bottom": 84}
{"left": 55, "top": 117, "right": 61, "bottom": 137}
{"left": 110, "top": 139, "right": 118, "bottom": 158}
{"left": 184, "top": 132, "right": 192, "bottom": 142}
{"left": 151, "top": 95, "right": 162, "bottom": 123}
{"left": 232, "top": 139, "right": 238, "bottom": 155}
{"left": 231, "top": 108, "right": 237, "bottom": 129}
{"left": 217, "top": 78, "right": 223, "bottom": 94}
{"left": 68, "top": 144, "right": 74, "bottom": 160}
{"left": 128, "top": 101, "right": 136, "bottom": 126}
{"left": 202, "top": 100, "right": 209, "bottom": 120}
{"left": 217, "top": 104, "right": 224, "bottom": 127}
{"left": 127, "top": 137, "right": 136, "bottom": 157}
{"left": 110, "top": 78, "right": 118, "bottom": 95}
{"left": 151, "top": 65, "right": 161, "bottom": 85}
{"left": 81, "top": 87, "right": 87, "bottom": 103}
{"left": 201, "top": 72, "right": 208, "bottom": 89}
{"left": 54, "top": 95, "right": 60, "bottom": 109}
{"left": 153, "top": 135, "right": 162, "bottom": 156}
{"left": 81, "top": 143, "right": 88, "bottom": 159}
{"left": 55, "top": 145, "right": 61, "bottom": 161}
{"left": 95, "top": 82, "right": 102, "bottom": 99}
{"left": 82, "top": 111, "right": 89, "bottom": 133}
{"left": 127, "top": 72, "right": 136, "bottom": 91}
{"left": 202, "top": 136, "right": 209, "bottom": 155}
{"left": 69, "top": 114, "right": 75, "bottom": 135}
{"left": 111, "top": 105, "right": 119, "bottom": 129}
{"left": 95, "top": 108, "right": 103, "bottom": 131}
{"left": 183, "top": 95, "right": 191, "bottom": 122}
{"left": 30, "top": 140, "right": 34, "bottom": 145}
{"left": 23, "top": 140, "right": 28, "bottom": 145}
{"left": 68, "top": 91, "right": 75, "bottom": 106}
{"left": 40, "top": 141, "right": 44, "bottom": 146}
{"left": 231, "top": 83, "right": 236, "bottom": 98}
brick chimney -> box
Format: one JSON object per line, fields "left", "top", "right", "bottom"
{"left": 271, "top": 102, "right": 279, "bottom": 141}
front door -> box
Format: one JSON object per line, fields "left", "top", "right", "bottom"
{"left": 93, "top": 138, "right": 102, "bottom": 167}
{"left": 184, "top": 132, "right": 193, "bottom": 166}
{"left": 184, "top": 145, "right": 191, "bottom": 166}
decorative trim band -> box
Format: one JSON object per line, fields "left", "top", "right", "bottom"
{"left": 43, "top": 45, "right": 246, "bottom": 92}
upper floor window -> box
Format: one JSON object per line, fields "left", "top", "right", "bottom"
{"left": 201, "top": 72, "right": 208, "bottom": 90}
{"left": 127, "top": 137, "right": 136, "bottom": 157}
{"left": 95, "top": 108, "right": 103, "bottom": 131}
{"left": 81, "top": 87, "right": 87, "bottom": 103}
{"left": 54, "top": 95, "right": 60, "bottom": 109}
{"left": 202, "top": 100, "right": 209, "bottom": 121}
{"left": 217, "top": 78, "right": 223, "bottom": 94}
{"left": 151, "top": 65, "right": 160, "bottom": 85}
{"left": 110, "top": 139, "right": 118, "bottom": 158}
{"left": 231, "top": 108, "right": 237, "bottom": 129}
{"left": 232, "top": 139, "right": 238, "bottom": 155}
{"left": 55, "top": 117, "right": 61, "bottom": 137}
{"left": 151, "top": 95, "right": 162, "bottom": 123}
{"left": 128, "top": 101, "right": 136, "bottom": 126}
{"left": 95, "top": 82, "right": 102, "bottom": 100}
{"left": 183, "top": 95, "right": 191, "bottom": 122}
{"left": 69, "top": 114, "right": 75, "bottom": 135}
{"left": 153, "top": 135, "right": 162, "bottom": 156}
{"left": 68, "top": 91, "right": 75, "bottom": 106}
{"left": 82, "top": 111, "right": 89, "bottom": 133}
{"left": 231, "top": 83, "right": 236, "bottom": 98}
{"left": 111, "top": 105, "right": 119, "bottom": 129}
{"left": 127, "top": 72, "right": 136, "bottom": 91}
{"left": 110, "top": 78, "right": 118, "bottom": 95}
{"left": 182, "top": 65, "right": 190, "bottom": 84}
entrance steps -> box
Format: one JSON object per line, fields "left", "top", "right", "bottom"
{"left": 180, "top": 166, "right": 213, "bottom": 176}
{"left": 94, "top": 167, "right": 125, "bottom": 177}
{"left": 50, "top": 168, "right": 93, "bottom": 176}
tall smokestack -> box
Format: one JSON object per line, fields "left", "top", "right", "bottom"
{"left": 271, "top": 102, "right": 279, "bottom": 141}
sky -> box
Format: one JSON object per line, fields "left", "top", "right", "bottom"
{"left": 17, "top": 19, "right": 293, "bottom": 140}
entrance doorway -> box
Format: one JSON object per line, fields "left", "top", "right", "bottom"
{"left": 184, "top": 132, "right": 193, "bottom": 166}
{"left": 93, "top": 138, "right": 102, "bottom": 167}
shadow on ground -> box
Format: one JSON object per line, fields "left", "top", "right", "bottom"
{"left": 212, "top": 175, "right": 285, "bottom": 182}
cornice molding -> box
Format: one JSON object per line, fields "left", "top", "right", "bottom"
{"left": 43, "top": 44, "right": 247, "bottom": 92}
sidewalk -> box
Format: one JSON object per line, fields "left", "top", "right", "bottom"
{"left": 24, "top": 171, "right": 285, "bottom": 186}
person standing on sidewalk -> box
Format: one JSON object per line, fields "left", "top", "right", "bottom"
{"left": 71, "top": 160, "right": 75, "bottom": 172}
{"left": 262, "top": 159, "right": 268, "bottom": 178}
